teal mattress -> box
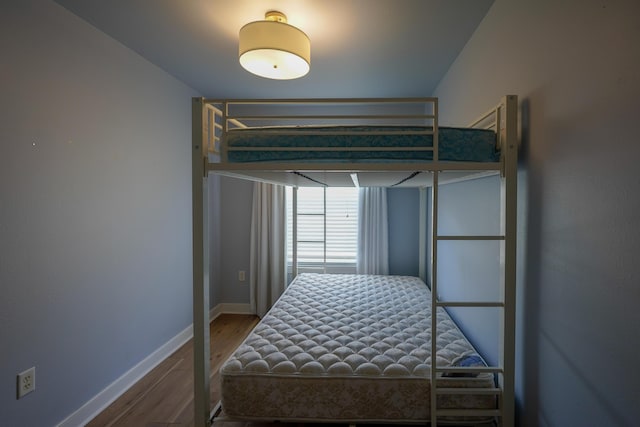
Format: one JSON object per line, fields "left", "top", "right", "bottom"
{"left": 225, "top": 126, "right": 499, "bottom": 163}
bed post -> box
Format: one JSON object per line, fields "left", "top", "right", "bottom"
{"left": 429, "top": 97, "right": 439, "bottom": 427}
{"left": 192, "top": 97, "right": 211, "bottom": 427}
{"left": 501, "top": 95, "right": 518, "bottom": 427}
{"left": 429, "top": 170, "right": 439, "bottom": 427}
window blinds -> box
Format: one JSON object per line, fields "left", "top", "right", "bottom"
{"left": 287, "top": 187, "right": 358, "bottom": 272}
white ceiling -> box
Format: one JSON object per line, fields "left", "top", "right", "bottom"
{"left": 55, "top": 0, "right": 493, "bottom": 99}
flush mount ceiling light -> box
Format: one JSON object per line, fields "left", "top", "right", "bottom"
{"left": 239, "top": 11, "right": 310, "bottom": 80}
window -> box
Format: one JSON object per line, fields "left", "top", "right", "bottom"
{"left": 287, "top": 186, "right": 358, "bottom": 275}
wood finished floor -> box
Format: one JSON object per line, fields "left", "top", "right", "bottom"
{"left": 87, "top": 313, "right": 260, "bottom": 427}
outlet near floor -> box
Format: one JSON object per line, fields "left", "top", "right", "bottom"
{"left": 17, "top": 367, "right": 35, "bottom": 399}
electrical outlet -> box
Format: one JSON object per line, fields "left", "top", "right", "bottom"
{"left": 17, "top": 367, "right": 35, "bottom": 399}
{"left": 238, "top": 270, "right": 246, "bottom": 282}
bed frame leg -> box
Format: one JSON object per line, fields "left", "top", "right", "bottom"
{"left": 210, "top": 401, "right": 222, "bottom": 424}
{"left": 193, "top": 97, "right": 211, "bottom": 427}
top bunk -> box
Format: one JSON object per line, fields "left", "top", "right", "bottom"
{"left": 195, "top": 96, "right": 517, "bottom": 187}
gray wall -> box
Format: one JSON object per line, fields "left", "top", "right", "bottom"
{"left": 209, "top": 175, "right": 223, "bottom": 307}
{"left": 0, "top": 1, "right": 198, "bottom": 426}
{"left": 387, "top": 188, "right": 420, "bottom": 277}
{"left": 434, "top": 0, "right": 640, "bottom": 425}
{"left": 218, "top": 177, "right": 253, "bottom": 304}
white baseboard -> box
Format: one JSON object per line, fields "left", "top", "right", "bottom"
{"left": 58, "top": 304, "right": 254, "bottom": 427}
{"left": 56, "top": 323, "right": 193, "bottom": 427}
{"left": 210, "top": 302, "right": 254, "bottom": 320}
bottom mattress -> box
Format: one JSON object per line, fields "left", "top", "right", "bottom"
{"left": 220, "top": 273, "right": 496, "bottom": 423}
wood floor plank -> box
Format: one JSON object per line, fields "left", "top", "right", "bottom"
{"left": 87, "top": 356, "right": 186, "bottom": 426}
{"left": 109, "top": 368, "right": 193, "bottom": 427}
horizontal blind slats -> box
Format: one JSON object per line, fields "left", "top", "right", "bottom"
{"left": 287, "top": 187, "right": 358, "bottom": 269}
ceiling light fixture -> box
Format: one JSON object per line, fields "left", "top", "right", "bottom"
{"left": 239, "top": 11, "right": 310, "bottom": 80}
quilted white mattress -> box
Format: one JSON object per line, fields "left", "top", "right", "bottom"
{"left": 220, "top": 273, "right": 495, "bottom": 423}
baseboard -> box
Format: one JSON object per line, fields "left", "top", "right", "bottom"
{"left": 210, "top": 302, "right": 254, "bottom": 320}
{"left": 56, "top": 324, "right": 193, "bottom": 427}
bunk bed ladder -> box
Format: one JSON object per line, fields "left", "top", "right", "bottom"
{"left": 429, "top": 95, "right": 518, "bottom": 427}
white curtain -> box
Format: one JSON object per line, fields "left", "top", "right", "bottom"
{"left": 250, "top": 182, "right": 287, "bottom": 317}
{"left": 357, "top": 187, "right": 389, "bottom": 275}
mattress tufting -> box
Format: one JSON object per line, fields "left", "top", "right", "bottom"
{"left": 220, "top": 273, "right": 495, "bottom": 423}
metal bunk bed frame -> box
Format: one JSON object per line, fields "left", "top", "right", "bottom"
{"left": 191, "top": 95, "right": 518, "bottom": 427}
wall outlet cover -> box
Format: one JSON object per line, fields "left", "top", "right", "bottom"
{"left": 17, "top": 367, "right": 36, "bottom": 399}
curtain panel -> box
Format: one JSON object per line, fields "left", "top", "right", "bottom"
{"left": 357, "top": 187, "right": 389, "bottom": 275}
{"left": 250, "top": 182, "right": 287, "bottom": 317}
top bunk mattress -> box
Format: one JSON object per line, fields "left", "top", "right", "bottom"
{"left": 224, "top": 126, "right": 499, "bottom": 163}
{"left": 219, "top": 273, "right": 495, "bottom": 423}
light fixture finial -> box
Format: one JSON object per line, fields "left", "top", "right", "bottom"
{"left": 265, "top": 11, "right": 287, "bottom": 23}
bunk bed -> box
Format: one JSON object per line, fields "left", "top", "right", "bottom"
{"left": 191, "top": 96, "right": 518, "bottom": 427}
